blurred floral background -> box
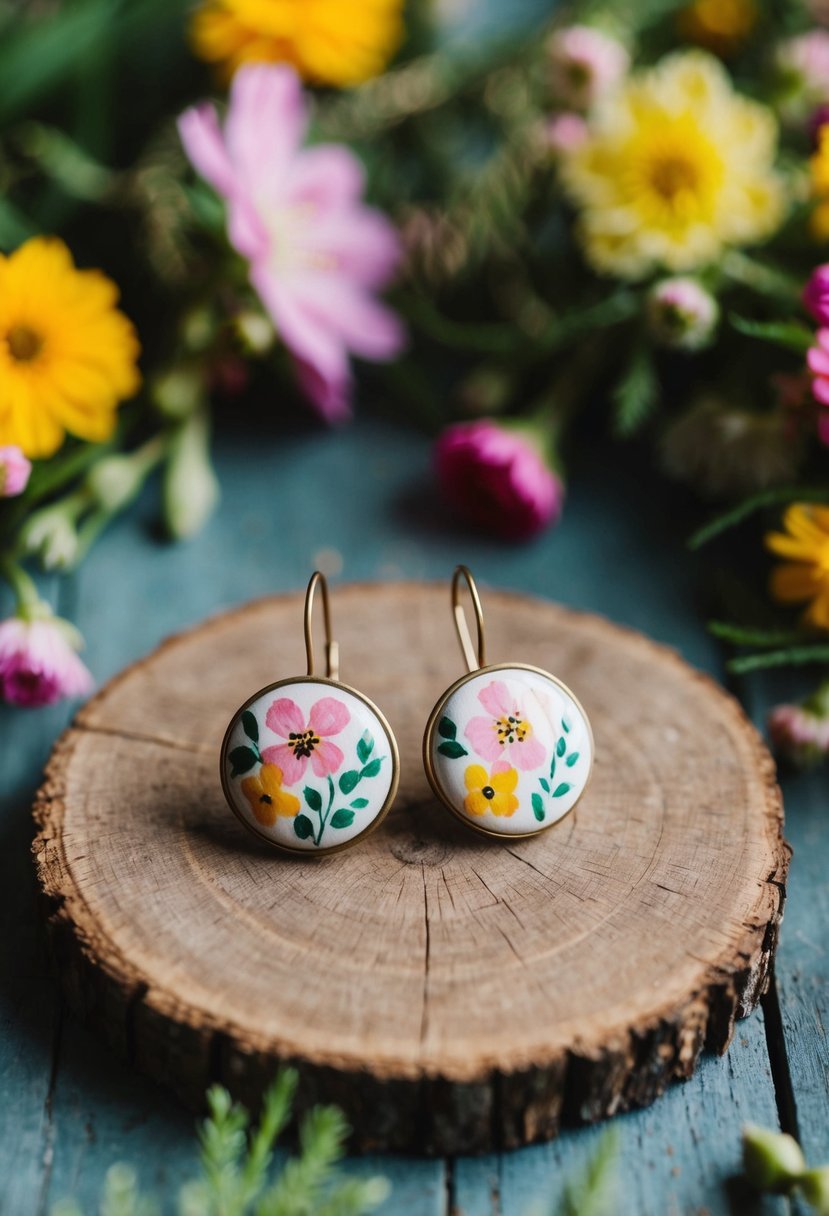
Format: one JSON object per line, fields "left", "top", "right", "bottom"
{"left": 1, "top": 0, "right": 829, "bottom": 766}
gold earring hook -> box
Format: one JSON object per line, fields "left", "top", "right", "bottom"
{"left": 304, "top": 571, "right": 339, "bottom": 681}
{"left": 451, "top": 565, "right": 487, "bottom": 673}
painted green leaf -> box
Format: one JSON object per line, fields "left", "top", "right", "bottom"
{"left": 438, "top": 716, "right": 457, "bottom": 740}
{"left": 331, "top": 809, "right": 355, "bottom": 829}
{"left": 566, "top": 752, "right": 580, "bottom": 767}
{"left": 531, "top": 793, "right": 545, "bottom": 822}
{"left": 294, "top": 814, "right": 314, "bottom": 840}
{"left": 561, "top": 717, "right": 571, "bottom": 733}
{"left": 556, "top": 737, "right": 566, "bottom": 758}
{"left": 552, "top": 782, "right": 571, "bottom": 797}
{"left": 361, "top": 757, "right": 383, "bottom": 778}
{"left": 357, "top": 731, "right": 374, "bottom": 765}
{"left": 539, "top": 778, "right": 550, "bottom": 793}
{"left": 550, "top": 756, "right": 556, "bottom": 780}
{"left": 438, "top": 740, "right": 468, "bottom": 759}
{"left": 350, "top": 797, "right": 369, "bottom": 809}
{"left": 304, "top": 786, "right": 323, "bottom": 812}
{"left": 229, "top": 746, "right": 257, "bottom": 778}
{"left": 241, "top": 710, "right": 259, "bottom": 743}
{"left": 339, "top": 770, "right": 360, "bottom": 795}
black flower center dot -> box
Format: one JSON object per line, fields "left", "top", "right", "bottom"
{"left": 288, "top": 729, "right": 320, "bottom": 758}
{"left": 259, "top": 794, "right": 273, "bottom": 805}
{"left": 482, "top": 786, "right": 495, "bottom": 800}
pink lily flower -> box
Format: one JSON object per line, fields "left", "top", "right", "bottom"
{"left": 465, "top": 680, "right": 547, "bottom": 771}
{"left": 178, "top": 64, "right": 405, "bottom": 422}
{"left": 262, "top": 695, "right": 350, "bottom": 784}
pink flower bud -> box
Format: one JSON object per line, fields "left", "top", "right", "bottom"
{"left": 544, "top": 112, "right": 589, "bottom": 157}
{"left": 807, "top": 328, "right": 829, "bottom": 406}
{"left": 435, "top": 420, "right": 564, "bottom": 540}
{"left": 768, "top": 682, "right": 829, "bottom": 767}
{"left": 0, "top": 614, "right": 93, "bottom": 708}
{"left": 646, "top": 277, "right": 719, "bottom": 350}
{"left": 0, "top": 446, "right": 32, "bottom": 497}
{"left": 804, "top": 264, "right": 829, "bottom": 326}
{"left": 547, "top": 25, "right": 629, "bottom": 111}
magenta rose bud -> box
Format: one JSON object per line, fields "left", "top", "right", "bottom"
{"left": 0, "top": 446, "right": 32, "bottom": 497}
{"left": 435, "top": 419, "right": 564, "bottom": 540}
{"left": 804, "top": 265, "right": 829, "bottom": 326}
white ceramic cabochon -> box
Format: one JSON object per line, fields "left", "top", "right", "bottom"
{"left": 430, "top": 667, "right": 592, "bottom": 836}
{"left": 223, "top": 680, "right": 394, "bottom": 852}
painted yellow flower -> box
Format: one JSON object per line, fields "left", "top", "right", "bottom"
{"left": 810, "top": 125, "right": 829, "bottom": 243}
{"left": 240, "top": 763, "right": 301, "bottom": 825}
{"left": 765, "top": 505, "right": 829, "bottom": 630}
{"left": 0, "top": 238, "right": 140, "bottom": 460}
{"left": 189, "top": 0, "right": 404, "bottom": 87}
{"left": 463, "top": 763, "right": 519, "bottom": 819}
{"left": 560, "top": 52, "right": 785, "bottom": 279}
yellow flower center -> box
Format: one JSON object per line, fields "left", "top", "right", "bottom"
{"left": 495, "top": 714, "right": 530, "bottom": 745}
{"left": 647, "top": 151, "right": 702, "bottom": 202}
{"left": 6, "top": 324, "right": 44, "bottom": 364}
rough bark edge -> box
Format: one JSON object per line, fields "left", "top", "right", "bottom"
{"left": 31, "top": 588, "right": 790, "bottom": 1154}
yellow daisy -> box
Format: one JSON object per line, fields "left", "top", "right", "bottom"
{"left": 463, "top": 763, "right": 519, "bottom": 819}
{"left": 190, "top": 0, "right": 404, "bottom": 88}
{"left": 560, "top": 51, "right": 785, "bottom": 280}
{"left": 240, "top": 763, "right": 301, "bottom": 826}
{"left": 765, "top": 504, "right": 829, "bottom": 630}
{"left": 0, "top": 238, "right": 140, "bottom": 460}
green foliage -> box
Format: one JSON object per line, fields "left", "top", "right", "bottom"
{"left": 558, "top": 1129, "right": 619, "bottom": 1216}
{"left": 612, "top": 345, "right": 659, "bottom": 438}
{"left": 689, "top": 487, "right": 829, "bottom": 550}
{"left": 52, "top": 1071, "right": 389, "bottom": 1216}
{"left": 729, "top": 315, "right": 814, "bottom": 353}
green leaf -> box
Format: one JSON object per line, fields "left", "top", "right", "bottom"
{"left": 566, "top": 752, "right": 580, "bottom": 767}
{"left": 553, "top": 782, "right": 572, "bottom": 797}
{"left": 539, "top": 777, "right": 550, "bottom": 792}
{"left": 438, "top": 716, "right": 457, "bottom": 740}
{"left": 361, "top": 758, "right": 383, "bottom": 778}
{"left": 531, "top": 793, "right": 545, "bottom": 822}
{"left": 688, "top": 486, "right": 829, "bottom": 550}
{"left": 728, "top": 644, "right": 829, "bottom": 673}
{"left": 612, "top": 345, "right": 658, "bottom": 438}
{"left": 357, "top": 731, "right": 374, "bottom": 764}
{"left": 561, "top": 717, "right": 571, "bottom": 733}
{"left": 229, "top": 746, "right": 257, "bottom": 778}
{"left": 561, "top": 1127, "right": 619, "bottom": 1216}
{"left": 294, "top": 815, "right": 314, "bottom": 840}
{"left": 339, "top": 770, "right": 360, "bottom": 795}
{"left": 556, "top": 737, "right": 566, "bottom": 758}
{"left": 550, "top": 756, "right": 556, "bottom": 780}
{"left": 438, "top": 740, "right": 468, "bottom": 759}
{"left": 708, "top": 621, "right": 808, "bottom": 648}
{"left": 729, "top": 314, "right": 813, "bottom": 353}
{"left": 241, "top": 710, "right": 259, "bottom": 743}
{"left": 331, "top": 809, "right": 356, "bottom": 830}
{"left": 350, "top": 798, "right": 369, "bottom": 809}
{"left": 304, "top": 787, "right": 323, "bottom": 812}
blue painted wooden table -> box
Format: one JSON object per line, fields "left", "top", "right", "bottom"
{"left": 0, "top": 420, "right": 825, "bottom": 1215}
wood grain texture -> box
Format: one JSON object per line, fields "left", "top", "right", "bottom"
{"left": 32, "top": 582, "right": 788, "bottom": 1154}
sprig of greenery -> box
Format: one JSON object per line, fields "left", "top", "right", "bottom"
{"left": 558, "top": 1129, "right": 619, "bottom": 1216}
{"left": 688, "top": 486, "right": 829, "bottom": 550}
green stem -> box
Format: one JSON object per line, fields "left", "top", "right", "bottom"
{"left": 721, "top": 251, "right": 802, "bottom": 301}
{"left": 315, "top": 777, "right": 336, "bottom": 847}
{"left": 0, "top": 554, "right": 43, "bottom": 615}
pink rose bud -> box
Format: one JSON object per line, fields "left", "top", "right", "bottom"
{"left": 776, "top": 31, "right": 829, "bottom": 118}
{"left": 0, "top": 446, "right": 32, "bottom": 497}
{"left": 803, "top": 264, "right": 829, "bottom": 326}
{"left": 435, "top": 419, "right": 564, "bottom": 540}
{"left": 768, "top": 681, "right": 829, "bottom": 767}
{"left": 0, "top": 613, "right": 93, "bottom": 708}
{"left": 646, "top": 277, "right": 719, "bottom": 350}
{"left": 547, "top": 25, "right": 629, "bottom": 111}
{"left": 544, "top": 112, "right": 589, "bottom": 157}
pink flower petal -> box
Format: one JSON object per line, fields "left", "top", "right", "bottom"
{"left": 314, "top": 209, "right": 402, "bottom": 288}
{"left": 309, "top": 696, "right": 350, "bottom": 737}
{"left": 807, "top": 346, "right": 829, "bottom": 376}
{"left": 285, "top": 145, "right": 365, "bottom": 213}
{"left": 513, "top": 734, "right": 546, "bottom": 771}
{"left": 290, "top": 277, "right": 406, "bottom": 362}
{"left": 818, "top": 411, "right": 829, "bottom": 445}
{"left": 177, "top": 104, "right": 236, "bottom": 198}
{"left": 813, "top": 376, "right": 829, "bottom": 405}
{"left": 261, "top": 742, "right": 306, "bottom": 786}
{"left": 310, "top": 739, "right": 345, "bottom": 777}
{"left": 226, "top": 64, "right": 307, "bottom": 194}
{"left": 292, "top": 356, "right": 352, "bottom": 423}
{"left": 491, "top": 759, "right": 512, "bottom": 775}
{"left": 265, "top": 697, "right": 305, "bottom": 738}
{"left": 465, "top": 715, "right": 503, "bottom": 761}
{"left": 250, "top": 266, "right": 348, "bottom": 384}
{"left": 478, "top": 680, "right": 512, "bottom": 717}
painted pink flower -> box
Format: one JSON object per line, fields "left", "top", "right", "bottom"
{"left": 0, "top": 446, "right": 32, "bottom": 497}
{"left": 0, "top": 615, "right": 93, "bottom": 708}
{"left": 262, "top": 696, "right": 350, "bottom": 784}
{"left": 178, "top": 64, "right": 405, "bottom": 423}
{"left": 435, "top": 419, "right": 564, "bottom": 540}
{"left": 465, "top": 681, "right": 546, "bottom": 771}
{"left": 804, "top": 265, "right": 829, "bottom": 326}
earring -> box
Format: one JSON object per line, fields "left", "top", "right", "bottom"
{"left": 220, "top": 572, "right": 399, "bottom": 856}
{"left": 423, "top": 567, "right": 594, "bottom": 839}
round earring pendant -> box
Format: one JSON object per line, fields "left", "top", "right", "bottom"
{"left": 220, "top": 677, "right": 399, "bottom": 856}
{"left": 424, "top": 664, "right": 593, "bottom": 838}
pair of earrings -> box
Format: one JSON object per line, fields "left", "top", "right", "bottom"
{"left": 220, "top": 568, "right": 594, "bottom": 857}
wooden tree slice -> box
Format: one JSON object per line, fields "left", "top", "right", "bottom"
{"left": 33, "top": 584, "right": 789, "bottom": 1154}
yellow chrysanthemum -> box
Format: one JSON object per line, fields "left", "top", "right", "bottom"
{"left": 0, "top": 238, "right": 140, "bottom": 460}
{"left": 766, "top": 505, "right": 829, "bottom": 630}
{"left": 560, "top": 51, "right": 785, "bottom": 280}
{"left": 190, "top": 0, "right": 404, "bottom": 87}
{"left": 810, "top": 125, "right": 829, "bottom": 242}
